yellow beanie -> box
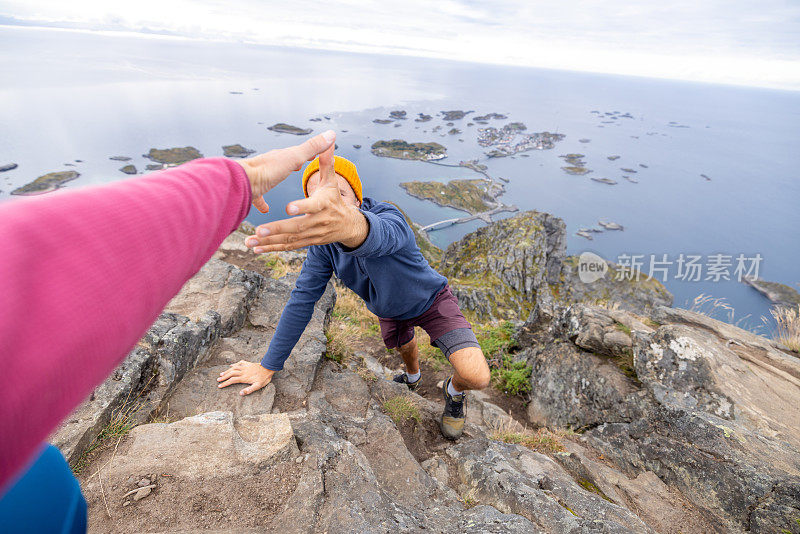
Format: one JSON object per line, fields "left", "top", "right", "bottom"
{"left": 302, "top": 155, "right": 362, "bottom": 203}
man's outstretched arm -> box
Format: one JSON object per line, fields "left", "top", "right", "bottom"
{"left": 217, "top": 246, "right": 333, "bottom": 394}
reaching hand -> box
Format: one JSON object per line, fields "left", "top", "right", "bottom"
{"left": 216, "top": 360, "right": 275, "bottom": 396}
{"left": 237, "top": 130, "right": 336, "bottom": 214}
{"left": 244, "top": 142, "right": 369, "bottom": 252}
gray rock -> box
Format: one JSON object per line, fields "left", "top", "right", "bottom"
{"left": 448, "top": 438, "right": 652, "bottom": 533}
{"left": 520, "top": 302, "right": 800, "bottom": 532}
{"left": 164, "top": 258, "right": 262, "bottom": 337}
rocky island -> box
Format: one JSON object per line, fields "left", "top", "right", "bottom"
{"left": 400, "top": 178, "right": 501, "bottom": 214}
{"left": 479, "top": 122, "right": 565, "bottom": 157}
{"left": 222, "top": 144, "right": 256, "bottom": 158}
{"left": 119, "top": 165, "right": 137, "bottom": 175}
{"left": 744, "top": 277, "right": 800, "bottom": 308}
{"left": 414, "top": 113, "right": 432, "bottom": 122}
{"left": 371, "top": 139, "right": 447, "bottom": 161}
{"left": 145, "top": 147, "right": 203, "bottom": 166}
{"left": 440, "top": 110, "right": 473, "bottom": 120}
{"left": 267, "top": 123, "right": 312, "bottom": 135}
{"left": 0, "top": 163, "right": 18, "bottom": 172}
{"left": 11, "top": 170, "right": 80, "bottom": 196}
{"left": 473, "top": 113, "right": 507, "bottom": 121}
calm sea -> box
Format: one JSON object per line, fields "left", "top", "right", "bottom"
{"left": 2, "top": 26, "right": 798, "bottom": 332}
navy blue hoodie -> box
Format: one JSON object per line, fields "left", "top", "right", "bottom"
{"left": 260, "top": 197, "right": 447, "bottom": 371}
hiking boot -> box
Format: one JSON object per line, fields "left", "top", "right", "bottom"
{"left": 393, "top": 372, "right": 421, "bottom": 391}
{"left": 439, "top": 376, "right": 466, "bottom": 440}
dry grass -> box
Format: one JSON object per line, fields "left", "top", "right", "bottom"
{"left": 765, "top": 305, "right": 800, "bottom": 352}
{"left": 325, "top": 283, "right": 380, "bottom": 362}
{"left": 382, "top": 395, "right": 421, "bottom": 424}
{"left": 71, "top": 404, "right": 138, "bottom": 475}
{"left": 489, "top": 420, "right": 571, "bottom": 454}
{"left": 689, "top": 293, "right": 757, "bottom": 331}
{"left": 71, "top": 371, "right": 160, "bottom": 474}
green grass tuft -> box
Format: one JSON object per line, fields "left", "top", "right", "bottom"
{"left": 382, "top": 395, "right": 421, "bottom": 424}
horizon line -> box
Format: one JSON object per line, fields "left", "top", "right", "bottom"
{"left": 2, "top": 21, "right": 799, "bottom": 93}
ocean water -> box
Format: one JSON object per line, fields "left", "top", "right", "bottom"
{"left": 1, "top": 26, "right": 798, "bottom": 333}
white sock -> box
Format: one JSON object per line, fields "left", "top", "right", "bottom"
{"left": 447, "top": 378, "right": 463, "bottom": 397}
{"left": 406, "top": 370, "right": 421, "bottom": 383}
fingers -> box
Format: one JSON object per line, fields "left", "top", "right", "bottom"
{"left": 252, "top": 196, "right": 270, "bottom": 214}
{"left": 250, "top": 237, "right": 326, "bottom": 254}
{"left": 217, "top": 376, "right": 243, "bottom": 388}
{"left": 289, "top": 130, "right": 335, "bottom": 167}
{"left": 240, "top": 382, "right": 265, "bottom": 396}
{"left": 251, "top": 216, "right": 308, "bottom": 243}
{"left": 317, "top": 142, "right": 337, "bottom": 188}
{"left": 285, "top": 194, "right": 329, "bottom": 217}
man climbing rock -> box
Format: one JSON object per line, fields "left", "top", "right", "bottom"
{"left": 217, "top": 138, "right": 490, "bottom": 439}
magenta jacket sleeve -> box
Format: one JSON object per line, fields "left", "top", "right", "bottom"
{"left": 0, "top": 157, "right": 252, "bottom": 492}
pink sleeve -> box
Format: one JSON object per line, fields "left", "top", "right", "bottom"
{"left": 0, "top": 157, "right": 252, "bottom": 490}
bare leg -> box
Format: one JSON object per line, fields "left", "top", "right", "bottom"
{"left": 449, "top": 346, "right": 490, "bottom": 392}
{"left": 398, "top": 336, "right": 420, "bottom": 374}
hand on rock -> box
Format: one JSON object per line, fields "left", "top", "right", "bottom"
{"left": 217, "top": 360, "right": 275, "bottom": 396}
{"left": 237, "top": 130, "right": 336, "bottom": 214}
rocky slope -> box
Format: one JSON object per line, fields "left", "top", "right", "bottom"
{"left": 52, "top": 214, "right": 799, "bottom": 533}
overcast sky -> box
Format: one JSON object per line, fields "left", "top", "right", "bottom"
{"left": 2, "top": 0, "right": 800, "bottom": 90}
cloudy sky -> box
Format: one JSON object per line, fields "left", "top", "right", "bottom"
{"left": 2, "top": 0, "right": 799, "bottom": 90}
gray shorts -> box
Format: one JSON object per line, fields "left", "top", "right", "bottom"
{"left": 431, "top": 328, "right": 481, "bottom": 360}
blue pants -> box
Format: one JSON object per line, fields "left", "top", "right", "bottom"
{"left": 0, "top": 444, "right": 87, "bottom": 533}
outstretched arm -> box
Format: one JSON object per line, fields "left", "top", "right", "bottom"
{"left": 217, "top": 246, "right": 333, "bottom": 395}
{"left": 0, "top": 131, "right": 335, "bottom": 492}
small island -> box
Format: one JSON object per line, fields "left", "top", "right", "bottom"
{"left": 415, "top": 113, "right": 432, "bottom": 122}
{"left": 400, "top": 178, "right": 501, "bottom": 214}
{"left": 620, "top": 167, "right": 638, "bottom": 173}
{"left": 591, "top": 177, "right": 617, "bottom": 185}
{"left": 146, "top": 164, "right": 163, "bottom": 171}
{"left": 559, "top": 154, "right": 592, "bottom": 175}
{"left": 145, "top": 147, "right": 203, "bottom": 165}
{"left": 559, "top": 153, "right": 586, "bottom": 166}
{"left": 268, "top": 123, "right": 312, "bottom": 135}
{"left": 222, "top": 144, "right": 256, "bottom": 158}
{"left": 607, "top": 155, "right": 621, "bottom": 161}
{"left": 11, "top": 170, "right": 79, "bottom": 196}
{"left": 109, "top": 156, "right": 131, "bottom": 161}
{"left": 0, "top": 163, "right": 18, "bottom": 172}
{"left": 373, "top": 119, "right": 393, "bottom": 124}
{"left": 473, "top": 113, "right": 507, "bottom": 121}
{"left": 599, "top": 220, "right": 624, "bottom": 230}
{"left": 389, "top": 110, "right": 407, "bottom": 119}
{"left": 371, "top": 139, "right": 447, "bottom": 161}
{"left": 120, "top": 165, "right": 137, "bottom": 175}
{"left": 440, "top": 110, "right": 473, "bottom": 120}
{"left": 744, "top": 278, "right": 800, "bottom": 308}
{"left": 562, "top": 166, "right": 593, "bottom": 175}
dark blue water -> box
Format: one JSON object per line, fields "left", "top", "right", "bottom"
{"left": 2, "top": 26, "right": 798, "bottom": 333}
